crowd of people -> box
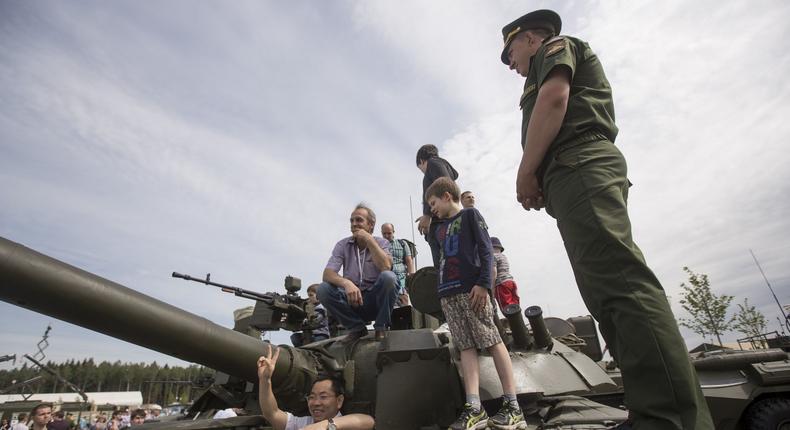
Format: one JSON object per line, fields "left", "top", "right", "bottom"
{"left": 269, "top": 6, "right": 713, "bottom": 430}
{"left": 4, "top": 404, "right": 165, "bottom": 430}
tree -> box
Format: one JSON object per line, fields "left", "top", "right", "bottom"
{"left": 678, "top": 266, "right": 733, "bottom": 346}
{"left": 732, "top": 298, "right": 767, "bottom": 341}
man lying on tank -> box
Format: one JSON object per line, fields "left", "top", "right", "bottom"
{"left": 258, "top": 346, "right": 375, "bottom": 430}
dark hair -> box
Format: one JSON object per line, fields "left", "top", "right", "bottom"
{"left": 131, "top": 409, "right": 146, "bottom": 419}
{"left": 17, "top": 413, "right": 27, "bottom": 421}
{"left": 54, "top": 410, "right": 65, "bottom": 419}
{"left": 425, "top": 177, "right": 460, "bottom": 202}
{"left": 415, "top": 144, "right": 439, "bottom": 165}
{"left": 30, "top": 403, "right": 52, "bottom": 418}
{"left": 312, "top": 373, "right": 345, "bottom": 397}
{"left": 307, "top": 284, "right": 319, "bottom": 294}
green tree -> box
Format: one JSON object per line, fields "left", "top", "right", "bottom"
{"left": 732, "top": 298, "right": 767, "bottom": 341}
{"left": 678, "top": 266, "right": 733, "bottom": 346}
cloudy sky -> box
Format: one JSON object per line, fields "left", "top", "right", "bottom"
{"left": 2, "top": 1, "right": 789, "bottom": 369}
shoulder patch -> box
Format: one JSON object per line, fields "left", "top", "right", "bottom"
{"left": 544, "top": 37, "right": 566, "bottom": 58}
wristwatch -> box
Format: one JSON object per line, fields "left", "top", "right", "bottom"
{"left": 326, "top": 418, "right": 337, "bottom": 430}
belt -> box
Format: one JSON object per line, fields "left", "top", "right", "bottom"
{"left": 538, "top": 129, "right": 610, "bottom": 180}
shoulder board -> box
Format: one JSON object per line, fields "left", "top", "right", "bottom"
{"left": 544, "top": 36, "right": 566, "bottom": 58}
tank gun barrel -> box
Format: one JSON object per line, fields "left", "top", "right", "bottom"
{"left": 0, "top": 236, "right": 296, "bottom": 385}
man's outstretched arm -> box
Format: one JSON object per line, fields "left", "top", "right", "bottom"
{"left": 257, "top": 347, "right": 288, "bottom": 430}
{"left": 302, "top": 414, "right": 375, "bottom": 430}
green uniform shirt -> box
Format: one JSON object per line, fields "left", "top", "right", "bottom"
{"left": 520, "top": 36, "right": 618, "bottom": 161}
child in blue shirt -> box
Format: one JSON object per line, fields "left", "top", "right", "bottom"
{"left": 425, "top": 177, "right": 526, "bottom": 430}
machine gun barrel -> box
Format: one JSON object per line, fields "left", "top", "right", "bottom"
{"left": 172, "top": 271, "right": 275, "bottom": 305}
{"left": 0, "top": 236, "right": 302, "bottom": 386}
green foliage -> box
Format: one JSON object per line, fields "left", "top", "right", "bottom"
{"left": 0, "top": 360, "right": 212, "bottom": 405}
{"left": 678, "top": 266, "right": 733, "bottom": 346}
{"left": 732, "top": 298, "right": 767, "bottom": 339}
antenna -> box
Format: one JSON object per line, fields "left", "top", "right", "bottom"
{"left": 750, "top": 249, "right": 789, "bottom": 331}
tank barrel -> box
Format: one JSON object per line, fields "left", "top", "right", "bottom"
{"left": 0, "top": 236, "right": 302, "bottom": 386}
{"left": 503, "top": 304, "right": 533, "bottom": 349}
{"left": 525, "top": 305, "right": 553, "bottom": 350}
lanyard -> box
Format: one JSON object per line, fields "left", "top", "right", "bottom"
{"left": 355, "top": 246, "right": 366, "bottom": 285}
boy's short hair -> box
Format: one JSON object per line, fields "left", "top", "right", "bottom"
{"left": 425, "top": 177, "right": 460, "bottom": 202}
{"left": 131, "top": 409, "right": 146, "bottom": 419}
{"left": 415, "top": 144, "right": 439, "bottom": 165}
{"left": 307, "top": 283, "right": 319, "bottom": 294}
{"left": 17, "top": 413, "right": 27, "bottom": 421}
{"left": 54, "top": 411, "right": 65, "bottom": 419}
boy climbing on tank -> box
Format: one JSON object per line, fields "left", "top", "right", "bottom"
{"left": 425, "top": 177, "right": 526, "bottom": 430}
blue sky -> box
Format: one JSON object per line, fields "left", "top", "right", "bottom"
{"left": 1, "top": 1, "right": 789, "bottom": 368}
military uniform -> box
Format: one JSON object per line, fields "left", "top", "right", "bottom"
{"left": 502, "top": 10, "right": 713, "bottom": 430}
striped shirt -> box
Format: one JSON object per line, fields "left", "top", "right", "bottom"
{"left": 494, "top": 251, "right": 513, "bottom": 285}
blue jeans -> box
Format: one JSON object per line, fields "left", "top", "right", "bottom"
{"left": 317, "top": 271, "right": 398, "bottom": 331}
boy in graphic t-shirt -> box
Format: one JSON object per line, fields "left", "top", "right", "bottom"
{"left": 425, "top": 177, "right": 526, "bottom": 430}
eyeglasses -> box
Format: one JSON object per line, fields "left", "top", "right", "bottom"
{"left": 305, "top": 393, "right": 336, "bottom": 402}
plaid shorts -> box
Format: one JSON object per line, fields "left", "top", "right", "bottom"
{"left": 440, "top": 292, "right": 502, "bottom": 351}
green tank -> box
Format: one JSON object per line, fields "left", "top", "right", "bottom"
{"left": 693, "top": 347, "right": 790, "bottom": 430}
{"left": 0, "top": 236, "right": 652, "bottom": 429}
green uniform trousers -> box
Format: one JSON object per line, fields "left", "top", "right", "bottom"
{"left": 542, "top": 139, "right": 713, "bottom": 430}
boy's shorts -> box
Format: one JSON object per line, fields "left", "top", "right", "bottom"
{"left": 494, "top": 279, "right": 520, "bottom": 313}
{"left": 440, "top": 292, "right": 502, "bottom": 351}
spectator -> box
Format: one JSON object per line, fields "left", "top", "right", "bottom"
{"left": 460, "top": 191, "right": 475, "bottom": 209}
{"left": 415, "top": 144, "right": 459, "bottom": 268}
{"left": 106, "top": 411, "right": 121, "bottom": 430}
{"left": 425, "top": 177, "right": 525, "bottom": 429}
{"left": 490, "top": 237, "right": 520, "bottom": 312}
{"left": 317, "top": 203, "right": 398, "bottom": 343}
{"left": 257, "top": 347, "right": 374, "bottom": 430}
{"left": 29, "top": 404, "right": 52, "bottom": 430}
{"left": 146, "top": 405, "right": 161, "bottom": 421}
{"left": 44, "top": 410, "right": 67, "bottom": 430}
{"left": 10, "top": 413, "right": 28, "bottom": 430}
{"left": 2, "top": 418, "right": 10, "bottom": 430}
{"left": 91, "top": 415, "right": 107, "bottom": 430}
{"left": 380, "top": 223, "right": 415, "bottom": 306}
{"left": 291, "top": 284, "right": 330, "bottom": 347}
{"left": 212, "top": 408, "right": 244, "bottom": 419}
{"left": 120, "top": 410, "right": 145, "bottom": 429}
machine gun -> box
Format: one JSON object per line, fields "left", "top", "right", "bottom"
{"left": 171, "top": 272, "right": 324, "bottom": 342}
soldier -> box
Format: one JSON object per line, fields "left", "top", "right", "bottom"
{"left": 500, "top": 9, "right": 713, "bottom": 430}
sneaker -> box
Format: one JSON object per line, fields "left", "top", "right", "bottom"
{"left": 489, "top": 401, "right": 526, "bottom": 430}
{"left": 448, "top": 403, "right": 488, "bottom": 430}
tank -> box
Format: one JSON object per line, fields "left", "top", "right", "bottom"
{"left": 0, "top": 236, "right": 635, "bottom": 429}
{"left": 693, "top": 348, "right": 790, "bottom": 430}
